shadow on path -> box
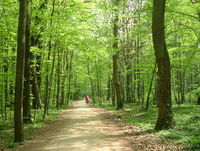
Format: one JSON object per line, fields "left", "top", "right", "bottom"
{"left": 13, "top": 101, "right": 133, "bottom": 151}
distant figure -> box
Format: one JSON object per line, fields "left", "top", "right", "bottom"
{"left": 85, "top": 95, "right": 90, "bottom": 104}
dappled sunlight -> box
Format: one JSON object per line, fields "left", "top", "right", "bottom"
{"left": 15, "top": 101, "right": 132, "bottom": 151}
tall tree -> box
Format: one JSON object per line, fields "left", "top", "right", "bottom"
{"left": 14, "top": 0, "right": 27, "bottom": 142}
{"left": 112, "top": 0, "right": 123, "bottom": 109}
{"left": 43, "top": 0, "right": 56, "bottom": 119}
{"left": 23, "top": 0, "right": 31, "bottom": 124}
{"left": 152, "top": 0, "right": 174, "bottom": 130}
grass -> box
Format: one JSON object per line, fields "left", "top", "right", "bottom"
{"left": 96, "top": 102, "right": 200, "bottom": 151}
{"left": 0, "top": 103, "right": 71, "bottom": 149}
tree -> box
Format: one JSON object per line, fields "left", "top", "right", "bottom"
{"left": 152, "top": 0, "right": 174, "bottom": 130}
{"left": 23, "top": 0, "right": 31, "bottom": 124}
{"left": 112, "top": 0, "right": 123, "bottom": 110}
{"left": 14, "top": 0, "right": 27, "bottom": 142}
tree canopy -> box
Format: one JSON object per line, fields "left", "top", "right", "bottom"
{"left": 0, "top": 0, "right": 200, "bottom": 150}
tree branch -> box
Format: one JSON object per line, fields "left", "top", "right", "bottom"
{"left": 167, "top": 9, "right": 200, "bottom": 21}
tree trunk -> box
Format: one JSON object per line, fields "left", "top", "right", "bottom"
{"left": 56, "top": 50, "right": 61, "bottom": 109}
{"left": 95, "top": 60, "right": 102, "bottom": 104}
{"left": 60, "top": 50, "right": 67, "bottom": 106}
{"left": 111, "top": 79, "right": 115, "bottom": 105}
{"left": 14, "top": 0, "right": 27, "bottom": 142}
{"left": 113, "top": 54, "right": 123, "bottom": 109}
{"left": 23, "top": 0, "right": 32, "bottom": 124}
{"left": 197, "top": 95, "right": 200, "bottom": 105}
{"left": 43, "top": 48, "right": 51, "bottom": 118}
{"left": 66, "top": 52, "right": 73, "bottom": 106}
{"left": 112, "top": 0, "right": 123, "bottom": 109}
{"left": 135, "top": 38, "right": 141, "bottom": 103}
{"left": 3, "top": 62, "right": 8, "bottom": 121}
{"left": 48, "top": 49, "right": 56, "bottom": 106}
{"left": 43, "top": 0, "right": 55, "bottom": 119}
{"left": 87, "top": 62, "right": 96, "bottom": 104}
{"left": 30, "top": 66, "right": 42, "bottom": 109}
{"left": 146, "top": 63, "right": 156, "bottom": 110}
{"left": 152, "top": 0, "right": 174, "bottom": 130}
{"left": 126, "top": 63, "right": 132, "bottom": 103}
{"left": 106, "top": 76, "right": 111, "bottom": 101}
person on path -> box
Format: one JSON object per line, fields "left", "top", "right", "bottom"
{"left": 85, "top": 95, "right": 90, "bottom": 104}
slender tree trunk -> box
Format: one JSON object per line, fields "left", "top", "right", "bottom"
{"left": 67, "top": 52, "right": 73, "bottom": 106}
{"left": 43, "top": 48, "right": 51, "bottom": 118}
{"left": 43, "top": 0, "right": 55, "bottom": 119}
{"left": 133, "top": 68, "right": 137, "bottom": 102}
{"left": 197, "top": 95, "right": 200, "bottom": 105}
{"left": 87, "top": 62, "right": 96, "bottom": 104}
{"left": 111, "top": 79, "right": 115, "bottom": 105}
{"left": 3, "top": 62, "right": 8, "bottom": 121}
{"left": 95, "top": 60, "right": 102, "bottom": 104}
{"left": 30, "top": 66, "right": 42, "bottom": 109}
{"left": 14, "top": 0, "right": 27, "bottom": 142}
{"left": 152, "top": 0, "right": 174, "bottom": 130}
{"left": 136, "top": 38, "right": 141, "bottom": 103}
{"left": 180, "top": 73, "right": 185, "bottom": 104}
{"left": 126, "top": 63, "right": 132, "bottom": 103}
{"left": 146, "top": 63, "right": 156, "bottom": 110}
{"left": 60, "top": 50, "right": 67, "bottom": 105}
{"left": 48, "top": 49, "right": 56, "bottom": 107}
{"left": 106, "top": 76, "right": 111, "bottom": 101}
{"left": 56, "top": 50, "right": 61, "bottom": 109}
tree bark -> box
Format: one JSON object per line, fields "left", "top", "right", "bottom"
{"left": 48, "top": 49, "right": 56, "bottom": 106}
{"left": 106, "top": 76, "right": 111, "bottom": 101}
{"left": 87, "top": 61, "right": 96, "bottom": 104}
{"left": 43, "top": 0, "right": 55, "bottom": 119}
{"left": 14, "top": 0, "right": 27, "bottom": 142}
{"left": 152, "top": 0, "right": 174, "bottom": 130}
{"left": 23, "top": 0, "right": 31, "bottom": 124}
{"left": 60, "top": 50, "right": 67, "bottom": 106}
{"left": 197, "top": 95, "right": 200, "bottom": 105}
{"left": 126, "top": 63, "right": 132, "bottom": 103}
{"left": 112, "top": 0, "right": 123, "bottom": 109}
{"left": 56, "top": 50, "right": 61, "bottom": 109}
{"left": 111, "top": 78, "right": 115, "bottom": 105}
{"left": 66, "top": 52, "right": 74, "bottom": 106}
{"left": 3, "top": 62, "right": 8, "bottom": 121}
{"left": 30, "top": 66, "right": 42, "bottom": 109}
{"left": 146, "top": 63, "right": 156, "bottom": 110}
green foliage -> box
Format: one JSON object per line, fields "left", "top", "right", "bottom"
{"left": 6, "top": 142, "right": 25, "bottom": 148}
{"left": 0, "top": 0, "right": 200, "bottom": 148}
{"left": 98, "top": 103, "right": 200, "bottom": 150}
{"left": 0, "top": 105, "right": 68, "bottom": 148}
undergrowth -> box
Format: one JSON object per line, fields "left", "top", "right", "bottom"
{"left": 96, "top": 103, "right": 200, "bottom": 151}
{"left": 0, "top": 104, "right": 70, "bottom": 149}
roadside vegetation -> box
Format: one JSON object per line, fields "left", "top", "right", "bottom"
{"left": 0, "top": 104, "right": 69, "bottom": 149}
{"left": 96, "top": 103, "right": 200, "bottom": 150}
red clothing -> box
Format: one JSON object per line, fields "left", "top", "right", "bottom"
{"left": 85, "top": 96, "right": 90, "bottom": 104}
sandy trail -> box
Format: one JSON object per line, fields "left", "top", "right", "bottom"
{"left": 14, "top": 101, "right": 133, "bottom": 151}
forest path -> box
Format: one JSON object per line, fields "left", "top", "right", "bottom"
{"left": 14, "top": 101, "right": 133, "bottom": 151}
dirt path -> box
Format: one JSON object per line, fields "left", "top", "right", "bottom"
{"left": 14, "top": 101, "right": 133, "bottom": 151}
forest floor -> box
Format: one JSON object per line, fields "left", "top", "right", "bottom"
{"left": 2, "top": 100, "right": 189, "bottom": 151}
{"left": 104, "top": 109, "right": 187, "bottom": 151}
{"left": 8, "top": 100, "right": 133, "bottom": 151}
{"left": 98, "top": 103, "right": 200, "bottom": 151}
